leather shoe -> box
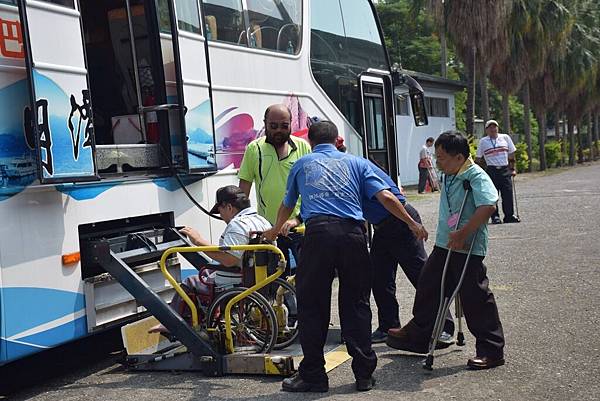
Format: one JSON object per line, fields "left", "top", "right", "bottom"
{"left": 386, "top": 327, "right": 428, "bottom": 354}
{"left": 491, "top": 216, "right": 502, "bottom": 224}
{"left": 503, "top": 215, "right": 521, "bottom": 223}
{"left": 467, "top": 355, "right": 505, "bottom": 370}
{"left": 281, "top": 373, "right": 328, "bottom": 392}
{"left": 356, "top": 376, "right": 376, "bottom": 391}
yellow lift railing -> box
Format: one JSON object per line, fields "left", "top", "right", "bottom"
{"left": 159, "top": 244, "right": 286, "bottom": 354}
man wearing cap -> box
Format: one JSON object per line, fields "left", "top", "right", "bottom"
{"left": 476, "top": 120, "right": 520, "bottom": 224}
{"left": 263, "top": 121, "right": 428, "bottom": 393}
{"left": 238, "top": 104, "right": 311, "bottom": 274}
{"left": 153, "top": 186, "right": 271, "bottom": 329}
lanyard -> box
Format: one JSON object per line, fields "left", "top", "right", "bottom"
{"left": 490, "top": 137, "right": 497, "bottom": 149}
{"left": 444, "top": 174, "right": 457, "bottom": 214}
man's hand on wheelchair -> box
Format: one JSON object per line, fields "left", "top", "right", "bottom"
{"left": 261, "top": 227, "right": 279, "bottom": 242}
{"left": 280, "top": 217, "right": 300, "bottom": 237}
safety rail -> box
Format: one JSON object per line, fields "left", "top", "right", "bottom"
{"left": 159, "top": 244, "right": 287, "bottom": 354}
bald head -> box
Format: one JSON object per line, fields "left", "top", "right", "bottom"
{"left": 264, "top": 104, "right": 292, "bottom": 121}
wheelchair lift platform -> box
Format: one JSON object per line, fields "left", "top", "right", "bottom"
{"left": 80, "top": 220, "right": 350, "bottom": 377}
{"left": 121, "top": 316, "right": 350, "bottom": 375}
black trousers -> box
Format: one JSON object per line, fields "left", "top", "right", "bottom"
{"left": 486, "top": 166, "right": 514, "bottom": 220}
{"left": 408, "top": 246, "right": 505, "bottom": 358}
{"left": 418, "top": 167, "right": 430, "bottom": 193}
{"left": 277, "top": 232, "right": 303, "bottom": 276}
{"left": 297, "top": 216, "right": 377, "bottom": 383}
{"left": 370, "top": 204, "right": 454, "bottom": 334}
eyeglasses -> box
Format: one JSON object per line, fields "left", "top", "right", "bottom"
{"left": 267, "top": 122, "right": 290, "bottom": 130}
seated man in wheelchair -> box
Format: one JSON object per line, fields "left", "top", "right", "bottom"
{"left": 150, "top": 185, "right": 272, "bottom": 332}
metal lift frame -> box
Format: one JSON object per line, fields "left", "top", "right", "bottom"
{"left": 84, "top": 231, "right": 295, "bottom": 376}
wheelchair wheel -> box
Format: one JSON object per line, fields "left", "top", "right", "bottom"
{"left": 268, "top": 278, "right": 299, "bottom": 350}
{"left": 207, "top": 288, "right": 277, "bottom": 354}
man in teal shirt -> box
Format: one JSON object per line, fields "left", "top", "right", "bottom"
{"left": 386, "top": 131, "right": 505, "bottom": 370}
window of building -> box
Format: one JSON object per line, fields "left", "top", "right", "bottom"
{"left": 395, "top": 96, "right": 409, "bottom": 116}
{"left": 245, "top": 0, "right": 302, "bottom": 54}
{"left": 425, "top": 97, "right": 449, "bottom": 117}
{"left": 202, "top": 0, "right": 245, "bottom": 44}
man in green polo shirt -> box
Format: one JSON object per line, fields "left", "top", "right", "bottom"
{"left": 238, "top": 104, "right": 311, "bottom": 274}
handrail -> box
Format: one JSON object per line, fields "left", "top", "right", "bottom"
{"left": 159, "top": 244, "right": 286, "bottom": 353}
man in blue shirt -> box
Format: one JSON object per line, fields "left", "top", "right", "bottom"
{"left": 363, "top": 160, "right": 455, "bottom": 346}
{"left": 386, "top": 131, "right": 505, "bottom": 370}
{"left": 263, "top": 121, "right": 427, "bottom": 393}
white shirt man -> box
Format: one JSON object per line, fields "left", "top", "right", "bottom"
{"left": 475, "top": 120, "right": 520, "bottom": 224}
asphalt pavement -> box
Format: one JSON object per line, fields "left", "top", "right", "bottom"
{"left": 6, "top": 162, "right": 600, "bottom": 401}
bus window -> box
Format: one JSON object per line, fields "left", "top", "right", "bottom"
{"left": 202, "top": 0, "right": 245, "bottom": 44}
{"left": 0, "top": 0, "right": 17, "bottom": 5}
{"left": 38, "top": 0, "right": 74, "bottom": 8}
{"left": 339, "top": 0, "right": 387, "bottom": 72}
{"left": 158, "top": 0, "right": 201, "bottom": 34}
{"left": 245, "top": 0, "right": 301, "bottom": 54}
{"left": 310, "top": 0, "right": 389, "bottom": 134}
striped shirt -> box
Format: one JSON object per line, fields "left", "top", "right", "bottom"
{"left": 216, "top": 207, "right": 272, "bottom": 287}
{"left": 476, "top": 134, "right": 516, "bottom": 166}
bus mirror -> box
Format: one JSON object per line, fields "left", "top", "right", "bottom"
{"left": 391, "top": 72, "right": 428, "bottom": 126}
{"left": 410, "top": 92, "right": 428, "bottom": 127}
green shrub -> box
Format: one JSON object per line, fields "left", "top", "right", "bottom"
{"left": 583, "top": 148, "right": 591, "bottom": 161}
{"left": 544, "top": 140, "right": 562, "bottom": 167}
{"left": 515, "top": 142, "right": 530, "bottom": 172}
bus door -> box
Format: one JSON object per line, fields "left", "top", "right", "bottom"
{"left": 135, "top": 0, "right": 216, "bottom": 173}
{"left": 17, "top": 0, "right": 99, "bottom": 183}
{"left": 359, "top": 73, "right": 398, "bottom": 182}
{"left": 76, "top": 0, "right": 215, "bottom": 175}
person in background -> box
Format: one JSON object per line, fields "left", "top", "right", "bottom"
{"left": 418, "top": 137, "right": 436, "bottom": 194}
{"left": 475, "top": 120, "right": 520, "bottom": 224}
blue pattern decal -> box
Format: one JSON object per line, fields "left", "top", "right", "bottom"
{"left": 56, "top": 182, "right": 120, "bottom": 200}
{"left": 31, "top": 71, "right": 95, "bottom": 179}
{"left": 0, "top": 78, "right": 36, "bottom": 201}
{"left": 186, "top": 100, "right": 216, "bottom": 170}
{"left": 152, "top": 175, "right": 203, "bottom": 192}
{"left": 1, "top": 287, "right": 85, "bottom": 338}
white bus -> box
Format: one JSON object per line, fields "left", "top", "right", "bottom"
{"left": 0, "top": 0, "right": 426, "bottom": 365}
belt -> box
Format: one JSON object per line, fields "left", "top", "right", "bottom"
{"left": 487, "top": 165, "right": 508, "bottom": 170}
{"left": 306, "top": 215, "right": 362, "bottom": 226}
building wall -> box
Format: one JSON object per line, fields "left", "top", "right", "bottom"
{"left": 395, "top": 86, "right": 458, "bottom": 186}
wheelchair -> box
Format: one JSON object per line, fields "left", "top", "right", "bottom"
{"left": 163, "top": 237, "right": 298, "bottom": 355}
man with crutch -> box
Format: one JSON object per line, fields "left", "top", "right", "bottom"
{"left": 386, "top": 131, "right": 505, "bottom": 370}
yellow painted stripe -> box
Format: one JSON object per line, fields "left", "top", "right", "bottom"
{"left": 292, "top": 344, "right": 351, "bottom": 373}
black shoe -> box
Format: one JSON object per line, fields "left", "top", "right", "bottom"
{"left": 503, "top": 215, "right": 521, "bottom": 223}
{"left": 467, "top": 355, "right": 505, "bottom": 370}
{"left": 281, "top": 373, "right": 328, "bottom": 393}
{"left": 371, "top": 329, "right": 388, "bottom": 344}
{"left": 356, "top": 376, "right": 376, "bottom": 391}
{"left": 491, "top": 216, "right": 502, "bottom": 224}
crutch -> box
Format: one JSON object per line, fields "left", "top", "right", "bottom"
{"left": 511, "top": 176, "right": 520, "bottom": 219}
{"left": 423, "top": 180, "right": 479, "bottom": 370}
